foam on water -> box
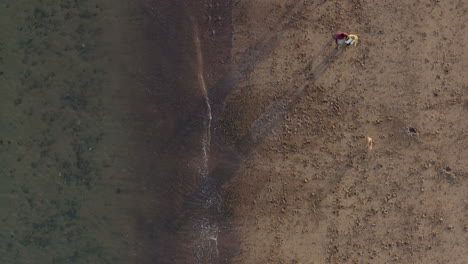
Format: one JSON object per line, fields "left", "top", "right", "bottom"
{"left": 192, "top": 19, "right": 220, "bottom": 263}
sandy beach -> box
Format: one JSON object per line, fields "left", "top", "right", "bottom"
{"left": 217, "top": 0, "right": 467, "bottom": 263}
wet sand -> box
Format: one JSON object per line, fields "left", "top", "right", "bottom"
{"left": 123, "top": 1, "right": 234, "bottom": 263}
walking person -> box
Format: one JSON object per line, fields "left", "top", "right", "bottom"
{"left": 335, "top": 32, "right": 348, "bottom": 49}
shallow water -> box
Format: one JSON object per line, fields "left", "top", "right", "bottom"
{"left": 0, "top": 0, "right": 233, "bottom": 263}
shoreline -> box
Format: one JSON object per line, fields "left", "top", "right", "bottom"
{"left": 120, "top": 1, "right": 235, "bottom": 263}
{"left": 2, "top": 0, "right": 465, "bottom": 263}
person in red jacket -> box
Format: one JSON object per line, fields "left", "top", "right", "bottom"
{"left": 335, "top": 32, "right": 349, "bottom": 49}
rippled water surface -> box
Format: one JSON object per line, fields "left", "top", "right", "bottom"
{"left": 0, "top": 1, "right": 233, "bottom": 263}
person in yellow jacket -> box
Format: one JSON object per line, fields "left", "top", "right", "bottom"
{"left": 345, "top": 34, "right": 359, "bottom": 46}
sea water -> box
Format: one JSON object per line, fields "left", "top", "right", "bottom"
{"left": 0, "top": 0, "right": 231, "bottom": 263}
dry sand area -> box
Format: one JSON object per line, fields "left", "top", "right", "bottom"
{"left": 219, "top": 0, "right": 467, "bottom": 263}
